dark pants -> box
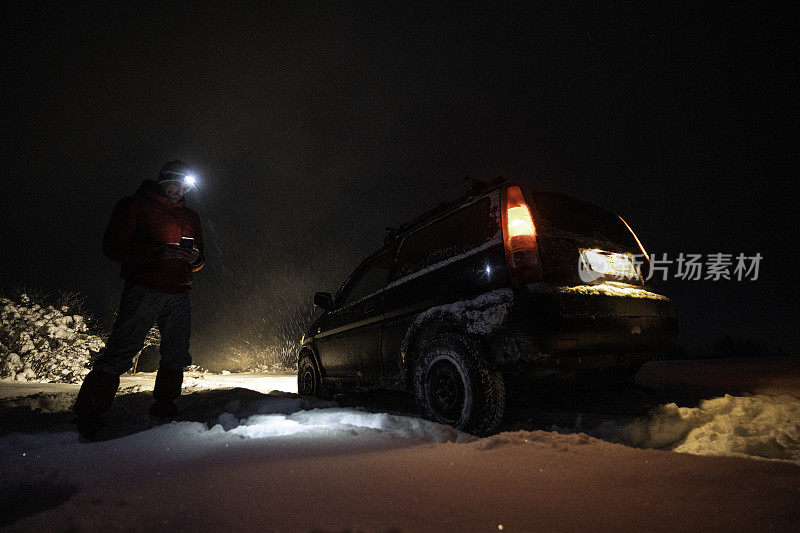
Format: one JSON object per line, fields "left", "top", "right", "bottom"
{"left": 94, "top": 284, "right": 192, "bottom": 376}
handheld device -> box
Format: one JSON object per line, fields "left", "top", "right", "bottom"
{"left": 180, "top": 237, "right": 195, "bottom": 249}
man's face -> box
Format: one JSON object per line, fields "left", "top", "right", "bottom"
{"left": 160, "top": 180, "right": 192, "bottom": 204}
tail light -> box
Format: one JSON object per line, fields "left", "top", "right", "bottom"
{"left": 502, "top": 185, "right": 542, "bottom": 285}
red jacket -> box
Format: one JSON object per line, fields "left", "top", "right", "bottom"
{"left": 103, "top": 180, "right": 205, "bottom": 293}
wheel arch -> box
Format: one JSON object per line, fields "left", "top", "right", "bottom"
{"left": 399, "top": 289, "right": 515, "bottom": 388}
{"left": 298, "top": 344, "right": 324, "bottom": 377}
{"left": 400, "top": 315, "right": 490, "bottom": 391}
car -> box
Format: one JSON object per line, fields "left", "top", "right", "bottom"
{"left": 298, "top": 178, "right": 678, "bottom": 435}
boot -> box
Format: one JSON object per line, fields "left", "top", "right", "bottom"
{"left": 150, "top": 368, "right": 183, "bottom": 419}
{"left": 73, "top": 371, "right": 120, "bottom": 439}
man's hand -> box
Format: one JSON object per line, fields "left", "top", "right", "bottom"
{"left": 160, "top": 244, "right": 200, "bottom": 264}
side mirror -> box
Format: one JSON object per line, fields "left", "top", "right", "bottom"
{"left": 314, "top": 292, "right": 335, "bottom": 311}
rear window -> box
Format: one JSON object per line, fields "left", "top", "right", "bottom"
{"left": 392, "top": 197, "right": 493, "bottom": 281}
{"left": 530, "top": 191, "right": 637, "bottom": 248}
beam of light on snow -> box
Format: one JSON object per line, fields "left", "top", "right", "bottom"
{"left": 228, "top": 414, "right": 315, "bottom": 438}
{"left": 221, "top": 408, "right": 465, "bottom": 442}
{"left": 226, "top": 410, "right": 390, "bottom": 438}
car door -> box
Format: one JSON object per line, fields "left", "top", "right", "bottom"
{"left": 314, "top": 249, "right": 392, "bottom": 384}
{"left": 381, "top": 196, "right": 498, "bottom": 383}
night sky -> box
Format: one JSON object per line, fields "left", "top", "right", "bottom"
{"left": 1, "top": 3, "right": 797, "bottom": 368}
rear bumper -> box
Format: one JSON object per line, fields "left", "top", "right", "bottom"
{"left": 547, "top": 313, "right": 678, "bottom": 353}
{"left": 493, "top": 283, "right": 678, "bottom": 368}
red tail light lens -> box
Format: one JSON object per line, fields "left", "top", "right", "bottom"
{"left": 502, "top": 185, "right": 542, "bottom": 284}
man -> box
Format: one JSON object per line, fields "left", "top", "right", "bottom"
{"left": 73, "top": 159, "right": 205, "bottom": 439}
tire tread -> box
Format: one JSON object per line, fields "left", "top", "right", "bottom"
{"left": 413, "top": 334, "right": 505, "bottom": 436}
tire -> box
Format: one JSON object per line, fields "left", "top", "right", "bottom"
{"left": 297, "top": 353, "right": 326, "bottom": 399}
{"left": 413, "top": 334, "right": 505, "bottom": 436}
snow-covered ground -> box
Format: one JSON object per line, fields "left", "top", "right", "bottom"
{"left": 0, "top": 371, "right": 298, "bottom": 400}
{"left": 1, "top": 358, "right": 799, "bottom": 531}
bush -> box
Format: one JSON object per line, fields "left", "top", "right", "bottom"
{"left": 218, "top": 337, "right": 299, "bottom": 373}
{"left": 131, "top": 325, "right": 161, "bottom": 373}
{"left": 0, "top": 292, "right": 105, "bottom": 383}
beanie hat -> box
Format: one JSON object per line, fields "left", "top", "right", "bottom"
{"left": 158, "top": 160, "right": 191, "bottom": 182}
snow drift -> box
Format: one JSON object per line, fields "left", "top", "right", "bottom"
{"left": 2, "top": 382, "right": 798, "bottom": 532}
{"left": 0, "top": 294, "right": 104, "bottom": 383}
{"left": 596, "top": 393, "right": 800, "bottom": 464}
{"left": 2, "top": 359, "right": 799, "bottom": 531}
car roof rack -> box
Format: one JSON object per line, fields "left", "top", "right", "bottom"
{"left": 384, "top": 176, "right": 507, "bottom": 243}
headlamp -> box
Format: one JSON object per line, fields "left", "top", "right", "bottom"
{"left": 160, "top": 170, "right": 197, "bottom": 188}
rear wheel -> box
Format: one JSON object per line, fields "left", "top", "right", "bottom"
{"left": 297, "top": 353, "right": 326, "bottom": 398}
{"left": 413, "top": 334, "right": 505, "bottom": 436}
